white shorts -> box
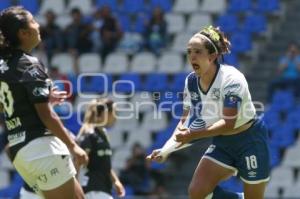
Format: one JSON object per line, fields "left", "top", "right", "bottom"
{"left": 19, "top": 187, "right": 41, "bottom": 199}
{"left": 13, "top": 137, "right": 76, "bottom": 196}
{"left": 85, "top": 191, "right": 113, "bottom": 199}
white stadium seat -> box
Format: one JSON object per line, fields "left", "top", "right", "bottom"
{"left": 267, "top": 166, "right": 294, "bottom": 188}
{"left": 51, "top": 53, "right": 75, "bottom": 74}
{"left": 130, "top": 52, "right": 156, "bottom": 74}
{"left": 56, "top": 14, "right": 72, "bottom": 29}
{"left": 200, "top": 0, "right": 227, "bottom": 14}
{"left": 126, "top": 128, "right": 152, "bottom": 148}
{"left": 130, "top": 92, "right": 155, "bottom": 113}
{"left": 157, "top": 52, "right": 183, "bottom": 74}
{"left": 103, "top": 53, "right": 129, "bottom": 74}
{"left": 112, "top": 147, "right": 131, "bottom": 171}
{"left": 140, "top": 111, "right": 168, "bottom": 132}
{"left": 186, "top": 13, "right": 213, "bottom": 33}
{"left": 39, "top": 0, "right": 65, "bottom": 16}
{"left": 282, "top": 185, "right": 300, "bottom": 198}
{"left": 78, "top": 53, "right": 102, "bottom": 73}
{"left": 165, "top": 13, "right": 185, "bottom": 34}
{"left": 171, "top": 32, "right": 194, "bottom": 53}
{"left": 173, "top": 0, "right": 199, "bottom": 14}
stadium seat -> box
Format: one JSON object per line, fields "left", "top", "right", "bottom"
{"left": 51, "top": 53, "right": 75, "bottom": 75}
{"left": 173, "top": 0, "right": 199, "bottom": 14}
{"left": 281, "top": 145, "right": 300, "bottom": 168}
{"left": 123, "top": 0, "right": 144, "bottom": 14}
{"left": 215, "top": 14, "right": 239, "bottom": 34}
{"left": 78, "top": 53, "right": 102, "bottom": 73}
{"left": 159, "top": 91, "right": 182, "bottom": 111}
{"left": 103, "top": 53, "right": 129, "bottom": 74}
{"left": 0, "top": 0, "right": 11, "bottom": 11}
{"left": 256, "top": 0, "right": 280, "bottom": 13}
{"left": 55, "top": 14, "right": 72, "bottom": 29}
{"left": 118, "top": 32, "right": 143, "bottom": 54}
{"left": 19, "top": 0, "right": 39, "bottom": 15}
{"left": 223, "top": 53, "right": 239, "bottom": 67}
{"left": 270, "top": 122, "right": 296, "bottom": 148}
{"left": 171, "top": 32, "right": 194, "bottom": 53}
{"left": 130, "top": 52, "right": 156, "bottom": 74}
{"left": 282, "top": 186, "right": 300, "bottom": 198}
{"left": 267, "top": 167, "right": 294, "bottom": 188}
{"left": 39, "top": 0, "right": 65, "bottom": 16}
{"left": 264, "top": 184, "right": 280, "bottom": 198}
{"left": 151, "top": 0, "right": 172, "bottom": 12}
{"left": 140, "top": 111, "right": 168, "bottom": 132}
{"left": 78, "top": 74, "right": 113, "bottom": 94}
{"left": 165, "top": 13, "right": 185, "bottom": 34}
{"left": 130, "top": 92, "right": 155, "bottom": 113}
{"left": 115, "top": 73, "right": 142, "bottom": 92}
{"left": 126, "top": 128, "right": 152, "bottom": 148}
{"left": 271, "top": 90, "right": 295, "bottom": 111}
{"left": 227, "top": 0, "right": 252, "bottom": 13}
{"left": 241, "top": 14, "right": 267, "bottom": 34}
{"left": 169, "top": 72, "right": 188, "bottom": 92}
{"left": 63, "top": 112, "right": 82, "bottom": 135}
{"left": 111, "top": 147, "right": 131, "bottom": 171}
{"left": 143, "top": 73, "right": 168, "bottom": 92}
{"left": 186, "top": 13, "right": 213, "bottom": 33}
{"left": 95, "top": 0, "right": 117, "bottom": 11}
{"left": 157, "top": 52, "right": 183, "bottom": 74}
{"left": 67, "top": 0, "right": 93, "bottom": 15}
{"left": 200, "top": 0, "right": 226, "bottom": 14}
{"left": 0, "top": 172, "right": 23, "bottom": 198}
{"left": 230, "top": 32, "right": 252, "bottom": 53}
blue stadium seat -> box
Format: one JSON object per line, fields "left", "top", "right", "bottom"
{"left": 169, "top": 72, "right": 188, "bottom": 92}
{"left": 151, "top": 0, "right": 172, "bottom": 12}
{"left": 63, "top": 112, "right": 82, "bottom": 135}
{"left": 230, "top": 32, "right": 252, "bottom": 53}
{"left": 132, "top": 14, "right": 148, "bottom": 33}
{"left": 115, "top": 73, "right": 142, "bottom": 92}
{"left": 0, "top": 0, "right": 11, "bottom": 11}
{"left": 269, "top": 143, "right": 280, "bottom": 167}
{"left": 271, "top": 90, "right": 295, "bottom": 111}
{"left": 117, "top": 14, "right": 131, "bottom": 32}
{"left": 223, "top": 53, "right": 239, "bottom": 67}
{"left": 159, "top": 91, "right": 181, "bottom": 110}
{"left": 241, "top": 14, "right": 267, "bottom": 34}
{"left": 123, "top": 0, "right": 144, "bottom": 14}
{"left": 0, "top": 172, "right": 23, "bottom": 198}
{"left": 227, "top": 0, "right": 252, "bottom": 13}
{"left": 95, "top": 0, "right": 117, "bottom": 11}
{"left": 19, "top": 0, "right": 39, "bottom": 15}
{"left": 79, "top": 74, "right": 113, "bottom": 94}
{"left": 143, "top": 73, "right": 168, "bottom": 92}
{"left": 215, "top": 14, "right": 238, "bottom": 34}
{"left": 256, "top": 0, "right": 280, "bottom": 13}
{"left": 270, "top": 122, "right": 296, "bottom": 148}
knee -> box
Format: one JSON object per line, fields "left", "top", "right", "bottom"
{"left": 188, "top": 181, "right": 213, "bottom": 199}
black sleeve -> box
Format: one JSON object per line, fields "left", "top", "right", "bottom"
{"left": 21, "top": 65, "right": 51, "bottom": 104}
{"left": 77, "top": 134, "right": 93, "bottom": 154}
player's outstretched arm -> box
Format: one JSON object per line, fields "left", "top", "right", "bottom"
{"left": 146, "top": 109, "right": 191, "bottom": 163}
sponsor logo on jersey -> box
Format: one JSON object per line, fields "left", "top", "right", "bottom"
{"left": 97, "top": 149, "right": 112, "bottom": 157}
{"left": 33, "top": 87, "right": 49, "bottom": 97}
{"left": 8, "top": 130, "right": 25, "bottom": 147}
{"left": 0, "top": 59, "right": 9, "bottom": 73}
{"left": 190, "top": 92, "right": 199, "bottom": 100}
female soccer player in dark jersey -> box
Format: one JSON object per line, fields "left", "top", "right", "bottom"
{"left": 77, "top": 99, "right": 125, "bottom": 199}
{"left": 148, "top": 26, "right": 270, "bottom": 199}
{"left": 0, "top": 6, "right": 88, "bottom": 199}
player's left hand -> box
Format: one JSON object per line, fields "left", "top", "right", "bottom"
{"left": 49, "top": 86, "right": 68, "bottom": 105}
{"left": 114, "top": 181, "right": 126, "bottom": 197}
{"left": 175, "top": 128, "right": 194, "bottom": 147}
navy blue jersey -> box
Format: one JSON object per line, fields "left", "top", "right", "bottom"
{"left": 77, "top": 127, "right": 113, "bottom": 194}
{"left": 0, "top": 49, "right": 51, "bottom": 160}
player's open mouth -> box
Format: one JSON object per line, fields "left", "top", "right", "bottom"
{"left": 192, "top": 64, "right": 200, "bottom": 70}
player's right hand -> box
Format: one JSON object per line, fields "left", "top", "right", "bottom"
{"left": 146, "top": 149, "right": 167, "bottom": 163}
{"left": 70, "top": 144, "right": 89, "bottom": 170}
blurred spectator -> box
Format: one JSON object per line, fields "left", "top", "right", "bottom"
{"left": 120, "top": 143, "right": 151, "bottom": 195}
{"left": 39, "top": 10, "right": 63, "bottom": 62}
{"left": 65, "top": 8, "right": 93, "bottom": 56}
{"left": 92, "top": 6, "right": 123, "bottom": 60}
{"left": 268, "top": 42, "right": 300, "bottom": 100}
{"left": 144, "top": 7, "right": 167, "bottom": 55}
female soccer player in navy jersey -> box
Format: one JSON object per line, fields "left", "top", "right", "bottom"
{"left": 148, "top": 26, "right": 270, "bottom": 199}
{"left": 77, "top": 98, "right": 125, "bottom": 199}
{"left": 0, "top": 6, "right": 88, "bottom": 199}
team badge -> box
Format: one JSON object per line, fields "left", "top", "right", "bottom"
{"left": 211, "top": 88, "right": 220, "bottom": 100}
